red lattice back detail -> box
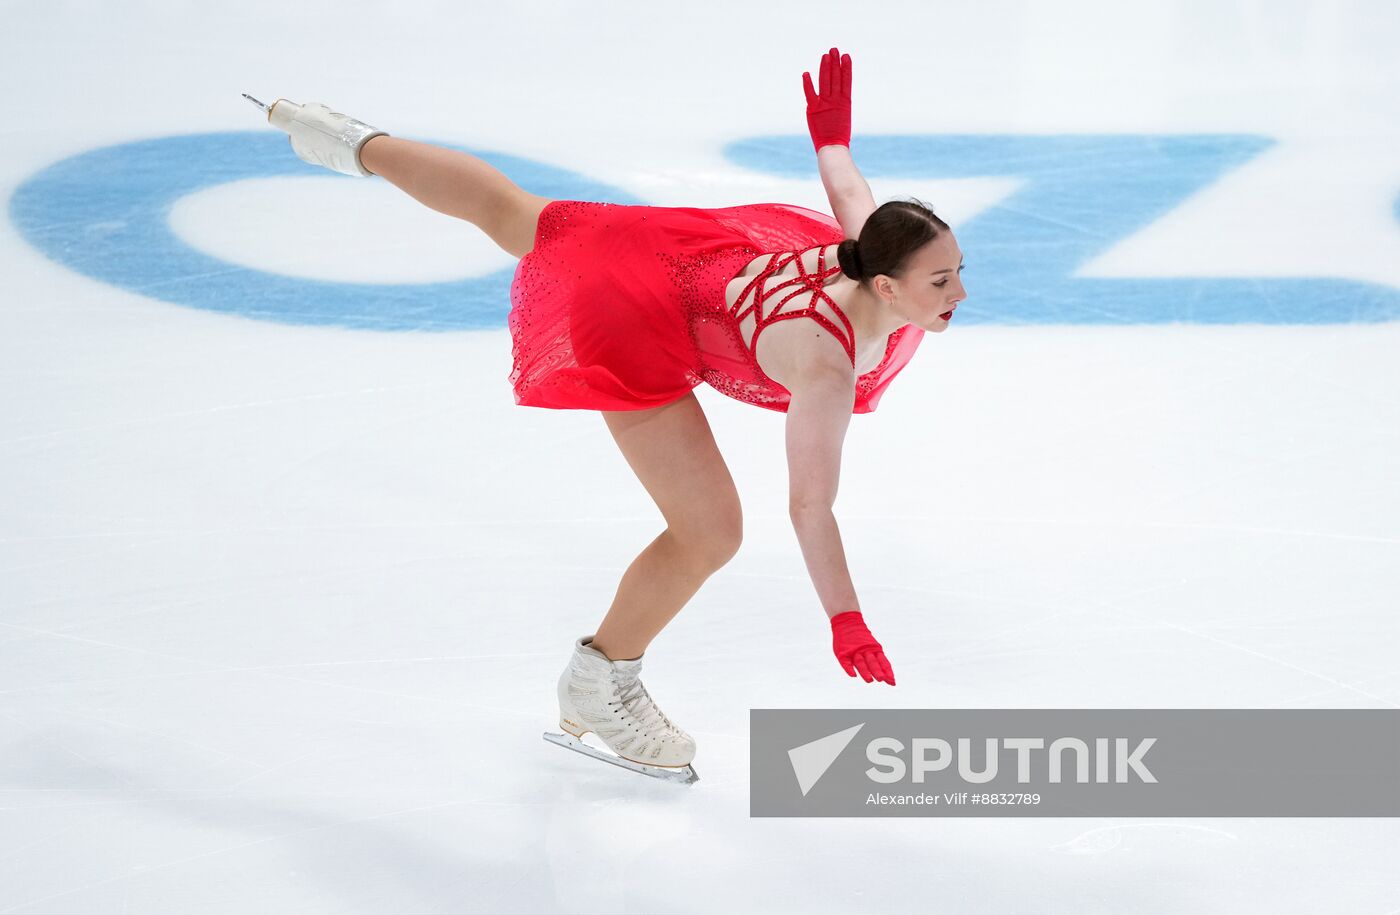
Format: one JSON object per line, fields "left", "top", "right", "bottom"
{"left": 728, "top": 246, "right": 855, "bottom": 367}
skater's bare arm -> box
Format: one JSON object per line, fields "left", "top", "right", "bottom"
{"left": 817, "top": 144, "right": 871, "bottom": 202}
{"left": 790, "top": 507, "right": 861, "bottom": 618}
{"left": 783, "top": 365, "right": 861, "bottom": 618}
{"left": 818, "top": 145, "right": 877, "bottom": 239}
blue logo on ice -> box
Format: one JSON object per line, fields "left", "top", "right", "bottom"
{"left": 6, "top": 132, "right": 640, "bottom": 332}
{"left": 729, "top": 134, "right": 1400, "bottom": 325}
{"left": 10, "top": 132, "right": 1400, "bottom": 330}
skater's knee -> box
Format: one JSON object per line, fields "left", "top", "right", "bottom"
{"left": 669, "top": 507, "right": 743, "bottom": 572}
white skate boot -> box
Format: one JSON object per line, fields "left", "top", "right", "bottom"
{"left": 243, "top": 93, "right": 388, "bottom": 177}
{"left": 543, "top": 635, "right": 699, "bottom": 785}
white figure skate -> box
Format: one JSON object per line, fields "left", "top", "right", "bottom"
{"left": 242, "top": 93, "right": 388, "bottom": 177}
{"left": 543, "top": 635, "right": 699, "bottom": 785}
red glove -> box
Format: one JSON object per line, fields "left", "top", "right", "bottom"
{"left": 802, "top": 46, "right": 852, "bottom": 153}
{"left": 830, "top": 610, "right": 895, "bottom": 685}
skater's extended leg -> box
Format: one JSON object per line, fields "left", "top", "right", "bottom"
{"left": 359, "top": 135, "right": 551, "bottom": 259}
{"left": 592, "top": 393, "right": 743, "bottom": 661}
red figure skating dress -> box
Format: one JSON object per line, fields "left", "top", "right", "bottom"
{"left": 508, "top": 200, "right": 925, "bottom": 413}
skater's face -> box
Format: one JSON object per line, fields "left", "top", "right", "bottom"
{"left": 874, "top": 233, "right": 966, "bottom": 333}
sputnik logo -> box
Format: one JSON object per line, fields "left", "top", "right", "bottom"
{"left": 788, "top": 723, "right": 866, "bottom": 796}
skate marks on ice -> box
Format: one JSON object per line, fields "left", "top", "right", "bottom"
{"left": 1050, "top": 822, "right": 1239, "bottom": 856}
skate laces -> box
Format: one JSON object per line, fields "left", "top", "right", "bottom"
{"left": 613, "top": 670, "right": 681, "bottom": 739}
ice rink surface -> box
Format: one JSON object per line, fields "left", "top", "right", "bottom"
{"left": 3, "top": 0, "right": 1399, "bottom": 911}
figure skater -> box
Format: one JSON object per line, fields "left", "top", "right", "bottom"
{"left": 245, "top": 46, "right": 966, "bottom": 784}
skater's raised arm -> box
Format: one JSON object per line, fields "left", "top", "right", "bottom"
{"left": 818, "top": 146, "right": 877, "bottom": 239}
{"left": 803, "top": 47, "right": 877, "bottom": 238}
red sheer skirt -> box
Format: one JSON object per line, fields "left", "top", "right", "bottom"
{"left": 506, "top": 200, "right": 924, "bottom": 413}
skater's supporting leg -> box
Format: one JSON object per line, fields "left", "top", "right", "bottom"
{"left": 593, "top": 393, "right": 743, "bottom": 661}
{"left": 591, "top": 529, "right": 732, "bottom": 660}
{"left": 359, "top": 135, "right": 552, "bottom": 259}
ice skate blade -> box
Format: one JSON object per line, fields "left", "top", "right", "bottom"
{"left": 543, "top": 731, "right": 699, "bottom": 785}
